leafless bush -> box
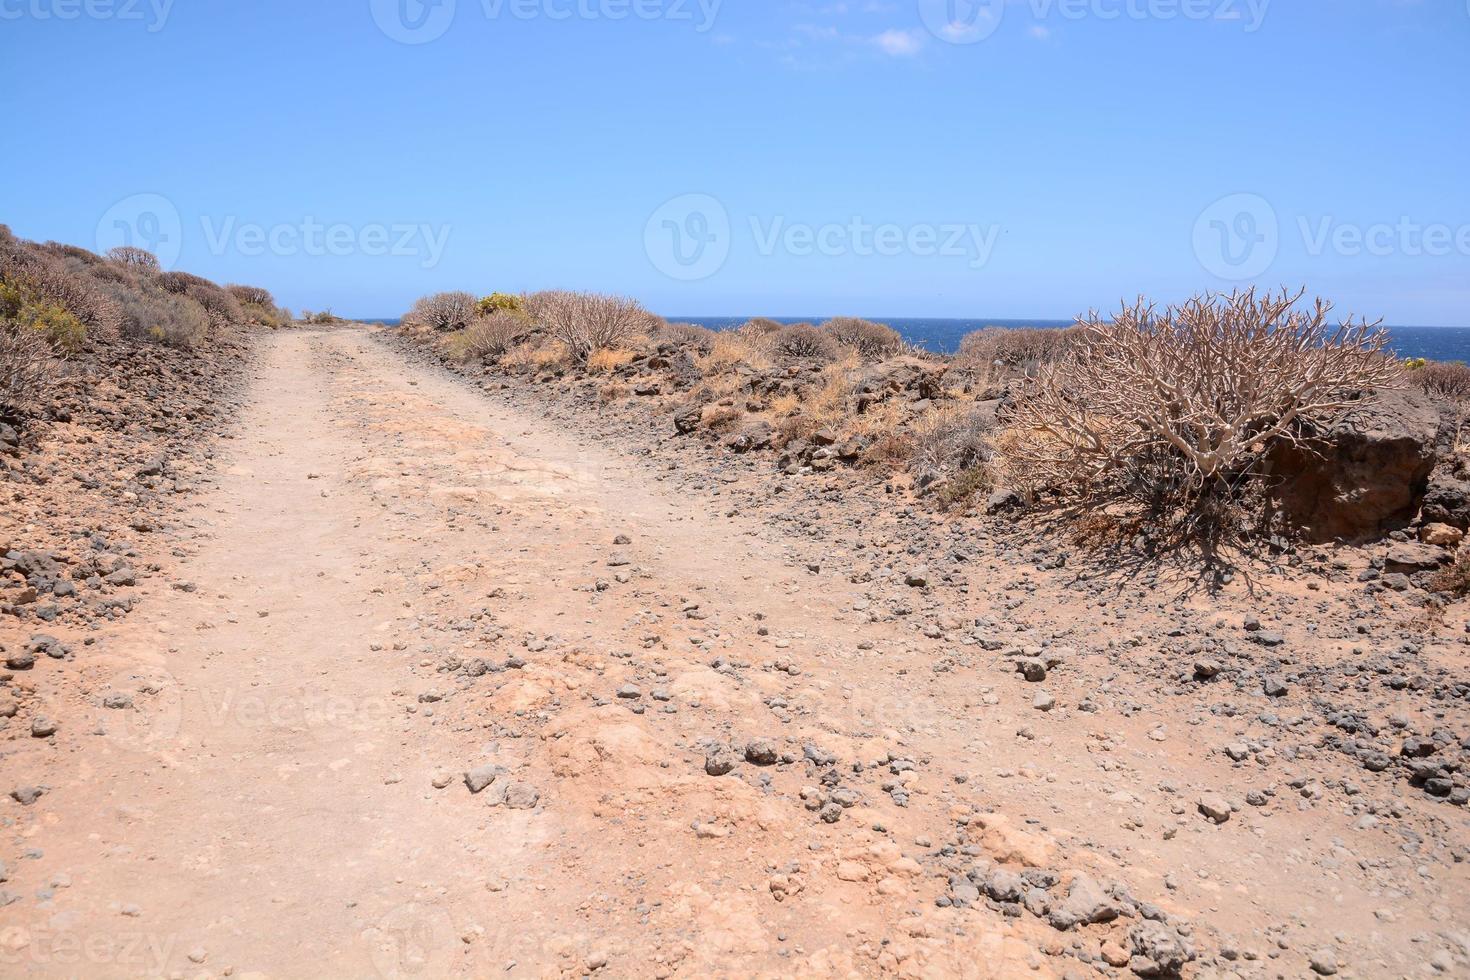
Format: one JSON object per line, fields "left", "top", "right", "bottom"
{"left": 773, "top": 322, "right": 838, "bottom": 360}
{"left": 0, "top": 325, "right": 57, "bottom": 414}
{"left": 908, "top": 404, "right": 995, "bottom": 478}
{"left": 955, "top": 326, "right": 1076, "bottom": 382}
{"left": 526, "top": 290, "right": 652, "bottom": 363}
{"left": 100, "top": 281, "right": 211, "bottom": 346}
{"left": 822, "top": 317, "right": 904, "bottom": 359}
{"left": 658, "top": 321, "right": 717, "bottom": 351}
{"left": 227, "top": 284, "right": 276, "bottom": 308}
{"left": 739, "top": 317, "right": 784, "bottom": 337}
{"left": 1000, "top": 289, "right": 1399, "bottom": 518}
{"left": 448, "top": 313, "right": 527, "bottom": 362}
{"left": 105, "top": 246, "right": 161, "bottom": 273}
{"left": 1409, "top": 362, "right": 1470, "bottom": 402}
{"left": 406, "top": 291, "right": 477, "bottom": 332}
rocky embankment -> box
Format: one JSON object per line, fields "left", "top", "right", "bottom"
{"left": 1, "top": 324, "right": 254, "bottom": 706}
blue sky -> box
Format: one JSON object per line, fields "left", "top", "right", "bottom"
{"left": 2, "top": 0, "right": 1467, "bottom": 323}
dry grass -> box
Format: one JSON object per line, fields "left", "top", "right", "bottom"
{"left": 502, "top": 340, "right": 569, "bottom": 373}
{"left": 699, "top": 332, "right": 774, "bottom": 376}
{"left": 598, "top": 382, "right": 630, "bottom": 404}
{"left": 908, "top": 403, "right": 994, "bottom": 478}
{"left": 586, "top": 347, "right": 637, "bottom": 374}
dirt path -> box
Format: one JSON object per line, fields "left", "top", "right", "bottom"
{"left": 5, "top": 327, "right": 1466, "bottom": 978}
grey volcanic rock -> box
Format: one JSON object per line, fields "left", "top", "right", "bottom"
{"left": 1268, "top": 387, "right": 1448, "bottom": 542}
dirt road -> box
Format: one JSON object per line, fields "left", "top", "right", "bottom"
{"left": 4, "top": 328, "right": 1466, "bottom": 978}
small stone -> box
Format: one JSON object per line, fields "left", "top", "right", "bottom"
{"left": 1309, "top": 947, "right": 1339, "bottom": 976}
{"left": 9, "top": 786, "right": 43, "bottom": 806}
{"left": 1198, "top": 794, "right": 1232, "bottom": 824}
{"left": 30, "top": 717, "right": 57, "bottom": 738}
{"left": 464, "top": 765, "right": 502, "bottom": 794}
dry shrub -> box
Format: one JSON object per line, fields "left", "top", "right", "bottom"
{"left": 599, "top": 381, "right": 630, "bottom": 404}
{"left": 659, "top": 322, "right": 717, "bottom": 351}
{"left": 822, "top": 317, "right": 904, "bottom": 359}
{"left": 0, "top": 325, "right": 59, "bottom": 413}
{"left": 699, "top": 332, "right": 773, "bottom": 377}
{"left": 773, "top": 322, "right": 838, "bottom": 360}
{"left": 954, "top": 326, "right": 1076, "bottom": 382}
{"left": 1000, "top": 289, "right": 1399, "bottom": 523}
{"left": 586, "top": 347, "right": 636, "bottom": 374}
{"left": 105, "top": 246, "right": 161, "bottom": 273}
{"left": 102, "top": 281, "right": 211, "bottom": 346}
{"left": 740, "top": 317, "right": 784, "bottom": 336}
{"left": 1428, "top": 555, "right": 1470, "bottom": 598}
{"left": 228, "top": 284, "right": 276, "bottom": 308}
{"left": 1409, "top": 362, "right": 1470, "bottom": 401}
{"left": 936, "top": 466, "right": 995, "bottom": 509}
{"left": 447, "top": 313, "right": 526, "bottom": 363}
{"left": 526, "top": 290, "right": 652, "bottom": 363}
{"left": 406, "top": 291, "right": 477, "bottom": 332}
{"left": 908, "top": 403, "right": 995, "bottom": 478}
{"left": 502, "top": 339, "right": 568, "bottom": 373}
{"left": 1410, "top": 361, "right": 1470, "bottom": 449}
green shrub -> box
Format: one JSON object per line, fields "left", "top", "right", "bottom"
{"left": 0, "top": 280, "right": 86, "bottom": 353}
{"left": 477, "top": 292, "right": 525, "bottom": 317}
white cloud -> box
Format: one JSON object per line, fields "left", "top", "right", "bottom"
{"left": 872, "top": 28, "right": 923, "bottom": 56}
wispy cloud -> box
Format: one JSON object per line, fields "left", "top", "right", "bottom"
{"left": 872, "top": 27, "right": 924, "bottom": 56}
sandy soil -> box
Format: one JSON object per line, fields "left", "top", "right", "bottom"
{"left": 2, "top": 327, "right": 1466, "bottom": 978}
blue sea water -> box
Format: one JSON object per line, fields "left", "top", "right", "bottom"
{"left": 669, "top": 317, "right": 1470, "bottom": 362}
{"left": 364, "top": 316, "right": 1470, "bottom": 362}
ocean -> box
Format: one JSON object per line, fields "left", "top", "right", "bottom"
{"left": 668, "top": 317, "right": 1470, "bottom": 361}
{"left": 362, "top": 316, "right": 1470, "bottom": 362}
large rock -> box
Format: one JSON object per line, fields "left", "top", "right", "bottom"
{"left": 1268, "top": 388, "right": 1449, "bottom": 543}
